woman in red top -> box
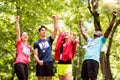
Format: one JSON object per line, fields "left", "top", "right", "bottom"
{"left": 54, "top": 17, "right": 78, "bottom": 80}
{"left": 14, "top": 16, "right": 32, "bottom": 80}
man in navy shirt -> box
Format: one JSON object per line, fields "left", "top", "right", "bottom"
{"left": 33, "top": 16, "right": 58, "bottom": 80}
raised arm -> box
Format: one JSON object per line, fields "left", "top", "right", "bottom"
{"left": 104, "top": 11, "right": 117, "bottom": 38}
{"left": 16, "top": 16, "right": 21, "bottom": 42}
{"left": 79, "top": 19, "right": 89, "bottom": 41}
{"left": 57, "top": 17, "right": 62, "bottom": 34}
{"left": 51, "top": 15, "right": 58, "bottom": 40}
{"left": 57, "top": 23, "right": 62, "bottom": 34}
{"left": 72, "top": 33, "right": 77, "bottom": 44}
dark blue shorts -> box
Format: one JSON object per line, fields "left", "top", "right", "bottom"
{"left": 36, "top": 61, "right": 54, "bottom": 77}
{"left": 81, "top": 59, "right": 99, "bottom": 78}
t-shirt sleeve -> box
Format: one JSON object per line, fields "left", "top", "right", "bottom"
{"left": 33, "top": 42, "right": 38, "bottom": 49}
{"left": 16, "top": 40, "right": 21, "bottom": 46}
{"left": 30, "top": 46, "right": 33, "bottom": 52}
{"left": 101, "top": 36, "right": 107, "bottom": 44}
{"left": 49, "top": 36, "right": 54, "bottom": 43}
{"left": 87, "top": 38, "right": 92, "bottom": 42}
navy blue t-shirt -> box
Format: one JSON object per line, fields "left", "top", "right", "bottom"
{"left": 33, "top": 36, "right": 53, "bottom": 62}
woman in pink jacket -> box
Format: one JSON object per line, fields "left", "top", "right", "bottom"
{"left": 54, "top": 17, "right": 78, "bottom": 80}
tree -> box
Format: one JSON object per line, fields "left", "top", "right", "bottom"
{"left": 0, "top": 0, "right": 120, "bottom": 80}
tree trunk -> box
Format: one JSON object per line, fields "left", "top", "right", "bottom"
{"left": 88, "top": 0, "right": 101, "bottom": 31}
{"left": 100, "top": 52, "right": 112, "bottom": 80}
{"left": 73, "top": 34, "right": 83, "bottom": 80}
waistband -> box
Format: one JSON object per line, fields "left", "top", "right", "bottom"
{"left": 58, "top": 60, "right": 71, "bottom": 64}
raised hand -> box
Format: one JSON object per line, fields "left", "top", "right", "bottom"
{"left": 72, "top": 33, "right": 77, "bottom": 40}
{"left": 51, "top": 15, "right": 58, "bottom": 40}
{"left": 79, "top": 19, "right": 82, "bottom": 25}
{"left": 16, "top": 15, "right": 21, "bottom": 41}
{"left": 52, "top": 15, "right": 58, "bottom": 19}
{"left": 16, "top": 16, "right": 19, "bottom": 22}
{"left": 104, "top": 10, "right": 118, "bottom": 38}
{"left": 113, "top": 10, "right": 117, "bottom": 17}
{"left": 79, "top": 19, "right": 89, "bottom": 41}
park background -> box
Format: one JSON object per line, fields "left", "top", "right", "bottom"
{"left": 0, "top": 0, "right": 120, "bottom": 80}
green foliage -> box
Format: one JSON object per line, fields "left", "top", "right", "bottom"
{"left": 0, "top": 0, "right": 120, "bottom": 80}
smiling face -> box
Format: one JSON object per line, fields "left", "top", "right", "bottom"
{"left": 64, "top": 31, "right": 71, "bottom": 39}
{"left": 21, "top": 32, "right": 28, "bottom": 41}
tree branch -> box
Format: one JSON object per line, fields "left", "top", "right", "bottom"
{"left": 88, "top": 0, "right": 94, "bottom": 16}
{"left": 88, "top": 0, "right": 101, "bottom": 31}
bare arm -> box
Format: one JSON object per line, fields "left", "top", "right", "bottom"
{"left": 34, "top": 49, "right": 43, "bottom": 66}
{"left": 28, "top": 48, "right": 33, "bottom": 62}
{"left": 16, "top": 16, "right": 21, "bottom": 42}
{"left": 79, "top": 19, "right": 89, "bottom": 41}
{"left": 58, "top": 24, "right": 62, "bottom": 34}
{"left": 57, "top": 18, "right": 62, "bottom": 34}
{"left": 104, "top": 11, "right": 117, "bottom": 38}
{"left": 51, "top": 15, "right": 58, "bottom": 40}
{"left": 72, "top": 33, "right": 77, "bottom": 44}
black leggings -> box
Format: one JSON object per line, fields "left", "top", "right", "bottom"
{"left": 14, "top": 63, "right": 28, "bottom": 80}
